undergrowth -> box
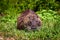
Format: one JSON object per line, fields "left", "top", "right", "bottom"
{"left": 0, "top": 10, "right": 60, "bottom": 40}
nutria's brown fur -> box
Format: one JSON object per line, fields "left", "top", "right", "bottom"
{"left": 17, "top": 10, "right": 42, "bottom": 31}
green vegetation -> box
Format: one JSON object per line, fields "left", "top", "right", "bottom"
{"left": 0, "top": 0, "right": 60, "bottom": 40}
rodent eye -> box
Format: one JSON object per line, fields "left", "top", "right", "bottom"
{"left": 28, "top": 21, "right": 32, "bottom": 26}
{"left": 36, "top": 21, "right": 38, "bottom": 22}
{"left": 29, "top": 17, "right": 30, "bottom": 19}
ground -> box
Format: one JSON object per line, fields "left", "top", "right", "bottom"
{"left": 0, "top": 10, "right": 60, "bottom": 40}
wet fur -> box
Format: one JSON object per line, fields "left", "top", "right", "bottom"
{"left": 17, "top": 10, "right": 42, "bottom": 30}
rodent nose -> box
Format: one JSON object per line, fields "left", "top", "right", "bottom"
{"left": 31, "top": 27, "right": 36, "bottom": 29}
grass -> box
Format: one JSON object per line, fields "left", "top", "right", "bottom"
{"left": 0, "top": 10, "right": 60, "bottom": 40}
